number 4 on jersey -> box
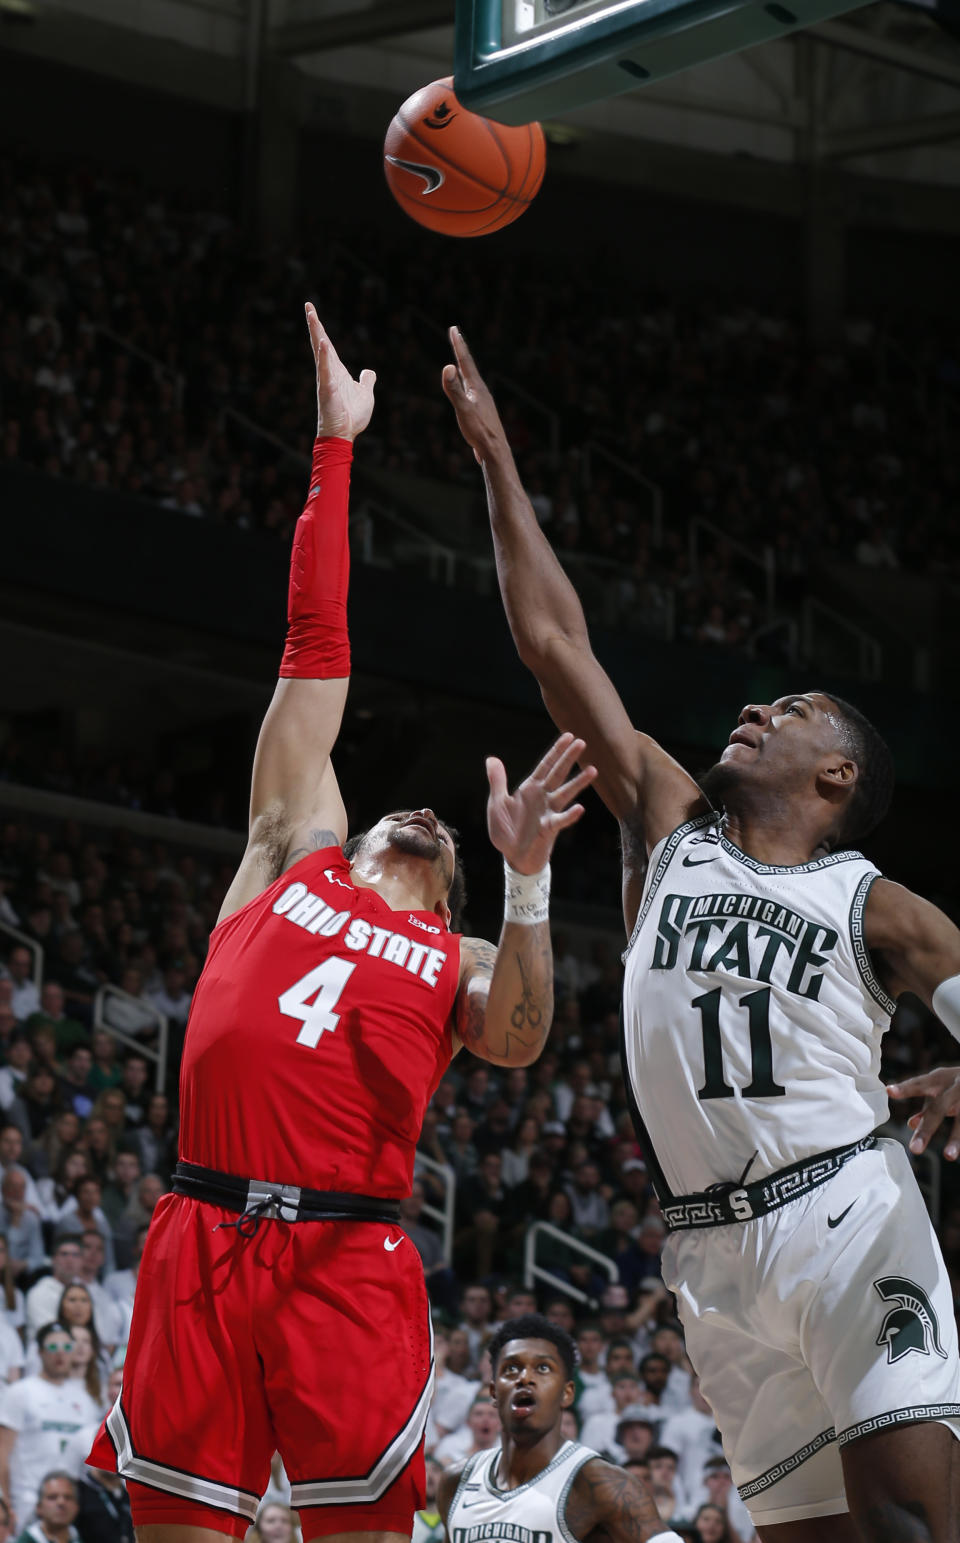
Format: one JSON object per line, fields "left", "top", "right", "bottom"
{"left": 279, "top": 957, "right": 356, "bottom": 1048}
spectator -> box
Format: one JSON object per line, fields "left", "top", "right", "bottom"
{"left": 580, "top": 1375, "right": 644, "bottom": 1457}
{"left": 411, "top": 1456, "right": 444, "bottom": 1543}
{"left": 0, "top": 1039, "right": 32, "bottom": 1123}
{"left": 77, "top": 1121, "right": 112, "bottom": 1188}
{"left": 18, "top": 1074, "right": 61, "bottom": 1147}
{"left": 131, "top": 1093, "right": 175, "bottom": 1183}
{"left": 103, "top": 1223, "right": 147, "bottom": 1329}
{"left": 73, "top": 1427, "right": 133, "bottom": 1543}
{"left": 118, "top": 1174, "right": 164, "bottom": 1246}
{"left": 146, "top": 965, "right": 192, "bottom": 1028}
{"left": 35, "top": 1154, "right": 90, "bottom": 1232}
{"left": 442, "top": 1113, "right": 478, "bottom": 1185}
{"left": 57, "top": 1049, "right": 95, "bottom": 1123}
{"left": 425, "top": 1331, "right": 479, "bottom": 1451}
{"left": 432, "top": 1395, "right": 500, "bottom": 1466}
{"left": 648, "top": 1322, "right": 692, "bottom": 1413}
{"left": 0, "top": 1237, "right": 25, "bottom": 1336}
{"left": 0, "top": 1327, "right": 98, "bottom": 1527}
{"left": 638, "top": 1352, "right": 673, "bottom": 1412}
{"left": 55, "top": 1182, "right": 115, "bottom": 1277}
{"left": 24, "top": 1240, "right": 84, "bottom": 1340}
{"left": 457, "top": 1283, "right": 493, "bottom": 1371}
{"left": 12, "top": 1470, "right": 80, "bottom": 1543}
{"left": 645, "top": 1445, "right": 689, "bottom": 1527}
{"left": 691, "top": 1503, "right": 734, "bottom": 1543}
{"left": 99, "top": 1150, "right": 141, "bottom": 1239}
{"left": 572, "top": 1322, "right": 607, "bottom": 1410}
{"left": 455, "top": 1153, "right": 507, "bottom": 1279}
{"left": 76, "top": 1233, "right": 123, "bottom": 1349}
{"left": 3, "top": 951, "right": 38, "bottom": 1023}
{"left": 661, "top": 1376, "right": 723, "bottom": 1508}
{"left": 26, "top": 986, "right": 85, "bottom": 1058}
{"left": 117, "top": 1057, "right": 150, "bottom": 1129}
{"left": 31, "top": 1112, "right": 82, "bottom": 1186}
{"left": 0, "top": 1129, "right": 41, "bottom": 1216}
{"left": 0, "top": 1175, "right": 44, "bottom": 1281}
{"left": 64, "top": 1325, "right": 103, "bottom": 1415}
{"left": 499, "top": 1116, "right": 541, "bottom": 1188}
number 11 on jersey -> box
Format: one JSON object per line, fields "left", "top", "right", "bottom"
{"left": 278, "top": 957, "right": 357, "bottom": 1048}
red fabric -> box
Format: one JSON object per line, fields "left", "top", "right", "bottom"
{"left": 178, "top": 845, "right": 459, "bottom": 1193}
{"left": 88, "top": 1195, "right": 430, "bottom": 1533}
{"left": 279, "top": 436, "right": 353, "bottom": 680}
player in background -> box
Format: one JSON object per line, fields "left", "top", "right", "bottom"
{"left": 441, "top": 331, "right": 960, "bottom": 1543}
{"left": 86, "top": 310, "right": 596, "bottom": 1543}
{"left": 438, "top": 1313, "right": 681, "bottom": 1543}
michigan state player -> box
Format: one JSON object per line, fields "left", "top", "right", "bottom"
{"left": 442, "top": 333, "right": 960, "bottom": 1543}
{"left": 438, "top": 1314, "right": 680, "bottom": 1543}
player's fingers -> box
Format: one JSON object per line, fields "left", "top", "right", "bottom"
{"left": 531, "top": 732, "right": 579, "bottom": 785}
{"left": 550, "top": 765, "right": 598, "bottom": 806}
{"left": 441, "top": 361, "right": 463, "bottom": 399}
{"left": 485, "top": 756, "right": 509, "bottom": 800}
{"left": 550, "top": 803, "right": 586, "bottom": 832}
{"left": 450, "top": 324, "right": 475, "bottom": 376}
{"left": 887, "top": 1074, "right": 943, "bottom": 1099}
{"left": 909, "top": 1092, "right": 960, "bottom": 1153}
{"left": 359, "top": 368, "right": 377, "bottom": 391}
{"left": 544, "top": 735, "right": 588, "bottom": 788}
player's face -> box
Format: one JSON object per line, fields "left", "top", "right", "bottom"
{"left": 363, "top": 810, "right": 456, "bottom": 886}
{"left": 491, "top": 1338, "right": 574, "bottom": 1441}
{"left": 707, "top": 692, "right": 855, "bottom": 806}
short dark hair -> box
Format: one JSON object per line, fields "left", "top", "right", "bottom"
{"left": 822, "top": 694, "right": 894, "bottom": 847}
{"left": 640, "top": 1352, "right": 670, "bottom": 1371}
{"left": 487, "top": 1314, "right": 578, "bottom": 1381}
{"left": 343, "top": 818, "right": 466, "bottom": 930}
{"left": 647, "top": 1445, "right": 678, "bottom": 1464}
{"left": 37, "top": 1322, "right": 71, "bottom": 1350}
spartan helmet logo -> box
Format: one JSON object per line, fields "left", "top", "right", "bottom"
{"left": 874, "top": 1276, "right": 947, "bottom": 1364}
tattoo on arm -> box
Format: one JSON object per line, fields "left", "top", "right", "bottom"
{"left": 565, "top": 1460, "right": 663, "bottom": 1543}
{"left": 455, "top": 926, "right": 553, "bottom": 1061}
{"left": 455, "top": 938, "right": 496, "bottom": 1050}
{"left": 282, "top": 828, "right": 341, "bottom": 874}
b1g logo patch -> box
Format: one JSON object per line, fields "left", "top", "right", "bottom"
{"left": 874, "top": 1276, "right": 947, "bottom": 1363}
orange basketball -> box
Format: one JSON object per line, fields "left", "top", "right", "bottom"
{"left": 384, "top": 77, "right": 546, "bottom": 238}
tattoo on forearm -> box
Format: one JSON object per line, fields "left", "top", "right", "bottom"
{"left": 282, "top": 828, "right": 341, "bottom": 874}
{"left": 455, "top": 927, "right": 553, "bottom": 1060}
{"left": 565, "top": 1460, "right": 662, "bottom": 1543}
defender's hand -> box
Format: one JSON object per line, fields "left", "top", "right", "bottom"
{"left": 888, "top": 1066, "right": 960, "bottom": 1159}
{"left": 441, "top": 326, "right": 508, "bottom": 464}
{"left": 305, "top": 302, "right": 376, "bottom": 440}
{"left": 486, "top": 732, "right": 596, "bottom": 876}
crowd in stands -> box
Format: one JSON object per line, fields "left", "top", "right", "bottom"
{"left": 2, "top": 151, "right": 958, "bottom": 667}
{"left": 0, "top": 809, "right": 957, "bottom": 1543}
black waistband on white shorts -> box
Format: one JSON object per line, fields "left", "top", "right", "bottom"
{"left": 172, "top": 1159, "right": 401, "bottom": 1230}
{"left": 661, "top": 1133, "right": 877, "bottom": 1232}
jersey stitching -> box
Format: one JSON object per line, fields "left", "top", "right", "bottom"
{"left": 836, "top": 1403, "right": 960, "bottom": 1446}
{"left": 737, "top": 1425, "right": 836, "bottom": 1498}
{"left": 621, "top": 812, "right": 716, "bottom": 964}
{"left": 557, "top": 1448, "right": 599, "bottom": 1543}
{"left": 848, "top": 872, "right": 897, "bottom": 1018}
{"left": 482, "top": 1440, "right": 576, "bottom": 1500}
{"left": 719, "top": 837, "right": 865, "bottom": 875}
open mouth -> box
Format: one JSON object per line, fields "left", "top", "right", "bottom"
{"left": 727, "top": 727, "right": 760, "bottom": 749}
{"left": 512, "top": 1391, "right": 536, "bottom": 1415}
{"left": 402, "top": 815, "right": 437, "bottom": 838}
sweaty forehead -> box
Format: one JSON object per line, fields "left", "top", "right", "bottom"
{"left": 500, "top": 1338, "right": 561, "bottom": 1364}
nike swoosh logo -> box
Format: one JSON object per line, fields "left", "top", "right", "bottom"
{"left": 682, "top": 854, "right": 721, "bottom": 866}
{"left": 385, "top": 155, "right": 444, "bottom": 195}
{"left": 384, "top": 1236, "right": 404, "bottom": 1252}
{"left": 827, "top": 1202, "right": 856, "bottom": 1228}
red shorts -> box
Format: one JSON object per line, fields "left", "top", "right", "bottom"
{"left": 87, "top": 1193, "right": 432, "bottom": 1538}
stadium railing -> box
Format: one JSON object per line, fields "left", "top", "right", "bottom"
{"left": 0, "top": 920, "right": 44, "bottom": 998}
{"left": 582, "top": 438, "right": 664, "bottom": 547}
{"left": 801, "top": 594, "right": 883, "bottom": 682}
{"left": 523, "top": 1220, "right": 619, "bottom": 1307}
{"left": 413, "top": 1151, "right": 456, "bottom": 1266}
{"left": 94, "top": 983, "right": 169, "bottom": 1095}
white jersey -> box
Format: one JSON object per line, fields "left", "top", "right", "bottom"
{"left": 622, "top": 813, "right": 894, "bottom": 1196}
{"left": 0, "top": 1374, "right": 99, "bottom": 1523}
{"left": 447, "top": 1441, "right": 597, "bottom": 1543}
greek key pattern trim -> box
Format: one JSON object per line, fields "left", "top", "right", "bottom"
{"left": 663, "top": 1135, "right": 876, "bottom": 1231}
{"left": 837, "top": 1403, "right": 960, "bottom": 1447}
{"left": 738, "top": 1426, "right": 836, "bottom": 1500}
{"left": 849, "top": 872, "right": 897, "bottom": 1018}
{"left": 621, "top": 812, "right": 716, "bottom": 964}
{"left": 719, "top": 839, "right": 864, "bottom": 876}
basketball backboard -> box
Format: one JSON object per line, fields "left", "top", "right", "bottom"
{"left": 454, "top": 0, "right": 868, "bottom": 122}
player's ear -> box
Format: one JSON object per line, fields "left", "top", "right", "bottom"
{"left": 434, "top": 897, "right": 452, "bottom": 928}
{"left": 561, "top": 1381, "right": 575, "bottom": 1409}
{"left": 817, "top": 755, "right": 858, "bottom": 794}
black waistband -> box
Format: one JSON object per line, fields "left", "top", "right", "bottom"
{"left": 662, "top": 1134, "right": 878, "bottom": 1231}
{"left": 173, "top": 1161, "right": 402, "bottom": 1226}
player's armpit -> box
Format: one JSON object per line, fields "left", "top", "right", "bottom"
{"left": 864, "top": 878, "right": 960, "bottom": 1007}
{"left": 453, "top": 928, "right": 553, "bottom": 1067}
{"left": 437, "top": 1463, "right": 466, "bottom": 1530}
{"left": 217, "top": 769, "right": 347, "bottom": 925}
{"left": 564, "top": 1456, "right": 665, "bottom": 1543}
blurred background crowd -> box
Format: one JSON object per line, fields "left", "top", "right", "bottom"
{"left": 0, "top": 811, "right": 956, "bottom": 1543}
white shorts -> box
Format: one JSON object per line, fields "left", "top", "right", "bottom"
{"left": 662, "top": 1137, "right": 960, "bottom": 1527}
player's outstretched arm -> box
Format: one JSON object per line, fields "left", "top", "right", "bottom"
{"left": 453, "top": 733, "right": 596, "bottom": 1068}
{"left": 442, "top": 327, "right": 705, "bottom": 866}
{"left": 565, "top": 1455, "right": 682, "bottom": 1543}
{"left": 219, "top": 308, "right": 376, "bottom": 923}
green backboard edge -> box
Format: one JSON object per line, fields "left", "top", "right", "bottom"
{"left": 454, "top": 0, "right": 741, "bottom": 108}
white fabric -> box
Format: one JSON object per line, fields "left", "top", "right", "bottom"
{"left": 447, "top": 1441, "right": 596, "bottom": 1537}
{"left": 0, "top": 1318, "right": 24, "bottom": 1382}
{"left": 10, "top": 979, "right": 40, "bottom": 1020}
{"left": 426, "top": 1369, "right": 479, "bottom": 1450}
{"left": 621, "top": 813, "right": 893, "bottom": 1194}
{"left": 663, "top": 1139, "right": 960, "bottom": 1526}
{"left": 576, "top": 1379, "right": 614, "bottom": 1421}
{"left": 504, "top": 861, "right": 550, "bottom": 926}
{"left": 0, "top": 1374, "right": 99, "bottom": 1524}
{"left": 0, "top": 1162, "right": 42, "bottom": 1216}
{"left": 578, "top": 1411, "right": 625, "bottom": 1461}
{"left": 103, "top": 1269, "right": 137, "bottom": 1308}
{"left": 659, "top": 1406, "right": 722, "bottom": 1507}
{"left": 932, "top": 973, "right": 960, "bottom": 1043}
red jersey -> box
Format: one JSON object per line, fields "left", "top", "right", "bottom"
{"left": 178, "top": 847, "right": 461, "bottom": 1196}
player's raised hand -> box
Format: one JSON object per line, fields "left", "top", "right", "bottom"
{"left": 305, "top": 302, "right": 376, "bottom": 441}
{"left": 888, "top": 1066, "right": 960, "bottom": 1160}
{"left": 442, "top": 326, "right": 508, "bottom": 465}
{"left": 486, "top": 732, "right": 596, "bottom": 876}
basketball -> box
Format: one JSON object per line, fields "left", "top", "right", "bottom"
{"left": 383, "top": 77, "right": 546, "bottom": 237}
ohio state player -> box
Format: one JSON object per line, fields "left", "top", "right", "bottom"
{"left": 87, "top": 308, "right": 595, "bottom": 1543}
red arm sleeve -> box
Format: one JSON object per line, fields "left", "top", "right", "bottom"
{"left": 279, "top": 435, "right": 353, "bottom": 679}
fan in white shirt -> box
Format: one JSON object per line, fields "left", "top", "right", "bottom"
{"left": 0, "top": 1323, "right": 99, "bottom": 1528}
